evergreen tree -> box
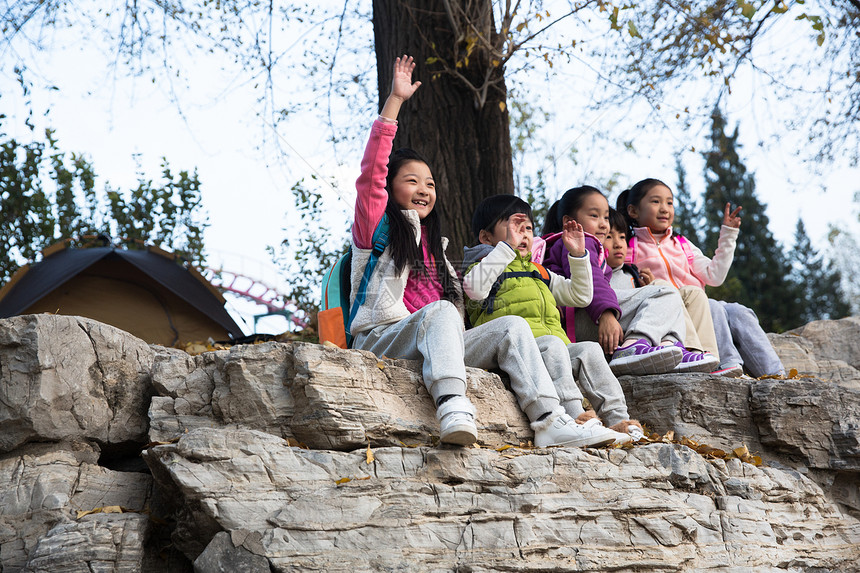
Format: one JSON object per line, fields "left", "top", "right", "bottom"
{"left": 702, "top": 108, "right": 800, "bottom": 332}
{"left": 673, "top": 155, "right": 703, "bottom": 245}
{"left": 790, "top": 218, "right": 851, "bottom": 323}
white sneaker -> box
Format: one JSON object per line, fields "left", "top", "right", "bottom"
{"left": 436, "top": 396, "right": 477, "bottom": 446}
{"left": 605, "top": 425, "right": 633, "bottom": 445}
{"left": 533, "top": 412, "right": 617, "bottom": 448}
{"left": 711, "top": 364, "right": 744, "bottom": 378}
{"left": 627, "top": 425, "right": 645, "bottom": 442}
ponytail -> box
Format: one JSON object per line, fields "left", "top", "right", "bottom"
{"left": 541, "top": 200, "right": 562, "bottom": 235}
{"left": 615, "top": 189, "right": 635, "bottom": 239}
{"left": 617, "top": 178, "right": 670, "bottom": 237}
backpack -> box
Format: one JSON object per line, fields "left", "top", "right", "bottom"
{"left": 319, "top": 215, "right": 390, "bottom": 349}
{"left": 481, "top": 262, "right": 550, "bottom": 314}
{"left": 628, "top": 234, "right": 695, "bottom": 269}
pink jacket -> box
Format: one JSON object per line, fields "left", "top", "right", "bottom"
{"left": 351, "top": 119, "right": 443, "bottom": 318}
{"left": 626, "top": 226, "right": 738, "bottom": 288}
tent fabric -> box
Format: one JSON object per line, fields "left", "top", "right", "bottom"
{"left": 0, "top": 246, "right": 243, "bottom": 342}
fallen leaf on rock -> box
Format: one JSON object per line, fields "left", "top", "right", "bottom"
{"left": 366, "top": 444, "right": 375, "bottom": 464}
{"left": 335, "top": 477, "right": 351, "bottom": 485}
{"left": 726, "top": 444, "right": 762, "bottom": 466}
{"left": 143, "top": 437, "right": 181, "bottom": 449}
{"left": 76, "top": 506, "right": 129, "bottom": 519}
{"left": 286, "top": 438, "right": 308, "bottom": 448}
{"left": 496, "top": 445, "right": 513, "bottom": 452}
{"left": 376, "top": 361, "right": 385, "bottom": 370}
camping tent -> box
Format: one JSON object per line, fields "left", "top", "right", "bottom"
{"left": 0, "top": 241, "right": 244, "bottom": 346}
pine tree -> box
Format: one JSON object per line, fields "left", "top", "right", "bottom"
{"left": 702, "top": 108, "right": 801, "bottom": 332}
{"left": 673, "top": 155, "right": 703, "bottom": 245}
{"left": 790, "top": 219, "right": 851, "bottom": 323}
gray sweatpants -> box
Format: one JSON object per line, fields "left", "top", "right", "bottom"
{"left": 576, "top": 284, "right": 686, "bottom": 347}
{"left": 352, "top": 300, "right": 563, "bottom": 422}
{"left": 537, "top": 337, "right": 632, "bottom": 427}
{"left": 709, "top": 299, "right": 785, "bottom": 377}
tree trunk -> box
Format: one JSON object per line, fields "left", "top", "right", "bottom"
{"left": 372, "top": 0, "right": 513, "bottom": 261}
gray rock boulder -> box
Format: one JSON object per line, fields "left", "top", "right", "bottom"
{"left": 0, "top": 315, "right": 154, "bottom": 452}
{"left": 0, "top": 441, "right": 152, "bottom": 572}
{"left": 1, "top": 313, "right": 859, "bottom": 572}
{"left": 142, "top": 427, "right": 860, "bottom": 572}
{"left": 769, "top": 315, "right": 860, "bottom": 388}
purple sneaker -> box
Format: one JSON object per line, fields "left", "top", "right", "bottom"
{"left": 609, "top": 339, "right": 683, "bottom": 375}
{"left": 672, "top": 342, "right": 721, "bottom": 373}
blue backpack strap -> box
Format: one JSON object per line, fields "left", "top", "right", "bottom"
{"left": 482, "top": 269, "right": 551, "bottom": 314}
{"left": 346, "top": 214, "right": 391, "bottom": 333}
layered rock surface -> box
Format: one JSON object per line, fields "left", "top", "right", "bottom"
{"left": 0, "top": 313, "right": 859, "bottom": 572}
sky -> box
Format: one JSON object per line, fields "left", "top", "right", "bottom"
{"left": 1, "top": 5, "right": 858, "bottom": 334}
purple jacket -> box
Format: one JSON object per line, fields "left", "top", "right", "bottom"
{"left": 543, "top": 232, "right": 621, "bottom": 341}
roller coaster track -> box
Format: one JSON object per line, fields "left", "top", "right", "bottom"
{"left": 202, "top": 268, "right": 306, "bottom": 328}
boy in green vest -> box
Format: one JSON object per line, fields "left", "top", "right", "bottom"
{"left": 462, "top": 195, "right": 645, "bottom": 443}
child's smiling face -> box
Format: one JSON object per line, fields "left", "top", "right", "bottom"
{"left": 629, "top": 184, "right": 674, "bottom": 233}
{"left": 566, "top": 192, "right": 610, "bottom": 242}
{"left": 603, "top": 227, "right": 628, "bottom": 268}
{"left": 391, "top": 160, "right": 436, "bottom": 219}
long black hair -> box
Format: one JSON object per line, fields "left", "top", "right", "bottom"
{"left": 615, "top": 178, "right": 669, "bottom": 237}
{"left": 383, "top": 148, "right": 461, "bottom": 305}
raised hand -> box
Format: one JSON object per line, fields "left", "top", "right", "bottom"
{"left": 505, "top": 213, "right": 529, "bottom": 250}
{"left": 562, "top": 219, "right": 585, "bottom": 257}
{"left": 380, "top": 55, "right": 421, "bottom": 121}
{"left": 723, "top": 203, "right": 742, "bottom": 228}
{"left": 390, "top": 55, "right": 421, "bottom": 102}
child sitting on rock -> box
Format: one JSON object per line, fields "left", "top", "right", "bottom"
{"left": 604, "top": 207, "right": 720, "bottom": 368}
{"left": 616, "top": 178, "right": 785, "bottom": 378}
{"left": 462, "top": 194, "right": 644, "bottom": 444}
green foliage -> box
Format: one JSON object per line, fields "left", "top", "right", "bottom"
{"left": 510, "top": 97, "right": 552, "bottom": 230}
{"left": 672, "top": 155, "right": 702, "bottom": 245}
{"left": 268, "top": 177, "right": 348, "bottom": 321}
{"left": 826, "top": 192, "right": 860, "bottom": 315}
{"left": 788, "top": 218, "right": 850, "bottom": 322}
{"left": 702, "top": 108, "right": 801, "bottom": 332}
{"left": 0, "top": 116, "right": 208, "bottom": 285}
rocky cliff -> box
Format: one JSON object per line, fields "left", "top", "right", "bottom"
{"left": 0, "top": 314, "right": 858, "bottom": 572}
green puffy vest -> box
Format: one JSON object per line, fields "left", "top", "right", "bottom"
{"left": 466, "top": 254, "right": 570, "bottom": 344}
